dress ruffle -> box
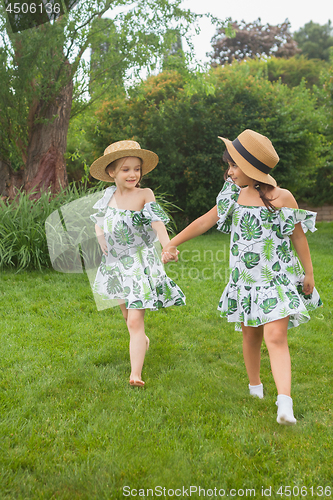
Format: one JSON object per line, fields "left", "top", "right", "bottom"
{"left": 218, "top": 280, "right": 322, "bottom": 331}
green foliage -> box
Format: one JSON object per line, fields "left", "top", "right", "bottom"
{"left": 85, "top": 63, "right": 324, "bottom": 222}
{"left": 294, "top": 21, "right": 333, "bottom": 61}
{"left": 0, "top": 185, "right": 178, "bottom": 270}
{"left": 0, "top": 0, "right": 199, "bottom": 179}
{"left": 243, "top": 56, "right": 327, "bottom": 88}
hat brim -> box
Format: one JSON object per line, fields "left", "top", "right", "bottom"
{"left": 90, "top": 149, "right": 159, "bottom": 182}
{"left": 219, "top": 137, "right": 277, "bottom": 187}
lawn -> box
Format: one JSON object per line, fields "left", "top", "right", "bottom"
{"left": 0, "top": 224, "right": 332, "bottom": 499}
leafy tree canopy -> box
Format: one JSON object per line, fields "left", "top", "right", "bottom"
{"left": 209, "top": 19, "right": 299, "bottom": 65}
{"left": 294, "top": 20, "right": 333, "bottom": 61}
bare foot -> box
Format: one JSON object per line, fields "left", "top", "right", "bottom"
{"left": 129, "top": 379, "right": 145, "bottom": 387}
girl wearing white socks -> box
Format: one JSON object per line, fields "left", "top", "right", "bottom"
{"left": 163, "top": 130, "right": 322, "bottom": 425}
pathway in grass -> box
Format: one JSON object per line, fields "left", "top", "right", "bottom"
{"left": 0, "top": 226, "right": 332, "bottom": 499}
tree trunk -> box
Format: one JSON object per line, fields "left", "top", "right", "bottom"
{"left": 23, "top": 77, "right": 73, "bottom": 197}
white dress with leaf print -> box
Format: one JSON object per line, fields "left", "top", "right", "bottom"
{"left": 216, "top": 179, "right": 322, "bottom": 331}
{"left": 90, "top": 186, "right": 186, "bottom": 310}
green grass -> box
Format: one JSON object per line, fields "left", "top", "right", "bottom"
{"left": 0, "top": 225, "right": 332, "bottom": 499}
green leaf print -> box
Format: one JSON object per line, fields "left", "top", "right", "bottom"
{"left": 123, "top": 286, "right": 131, "bottom": 295}
{"left": 156, "top": 284, "right": 164, "bottom": 296}
{"left": 220, "top": 216, "right": 232, "bottom": 233}
{"left": 247, "top": 318, "right": 262, "bottom": 327}
{"left": 169, "top": 280, "right": 177, "bottom": 287}
{"left": 132, "top": 213, "right": 144, "bottom": 227}
{"left": 231, "top": 244, "right": 239, "bottom": 256}
{"left": 296, "top": 284, "right": 312, "bottom": 299}
{"left": 241, "top": 294, "right": 251, "bottom": 314}
{"left": 108, "top": 235, "right": 114, "bottom": 246}
{"left": 228, "top": 298, "right": 238, "bottom": 315}
{"left": 260, "top": 209, "right": 277, "bottom": 223}
{"left": 240, "top": 270, "right": 256, "bottom": 285}
{"left": 232, "top": 267, "right": 239, "bottom": 283}
{"left": 153, "top": 300, "right": 164, "bottom": 309}
{"left": 119, "top": 255, "right": 134, "bottom": 270}
{"left": 241, "top": 252, "right": 260, "bottom": 269}
{"left": 261, "top": 265, "right": 274, "bottom": 284}
{"left": 262, "top": 237, "right": 274, "bottom": 262}
{"left": 276, "top": 285, "right": 286, "bottom": 302}
{"left": 272, "top": 224, "right": 283, "bottom": 239}
{"left": 260, "top": 298, "right": 278, "bottom": 314}
{"left": 276, "top": 241, "right": 291, "bottom": 263}
{"left": 240, "top": 213, "right": 262, "bottom": 241}
{"left": 114, "top": 221, "right": 135, "bottom": 246}
{"left": 218, "top": 197, "right": 230, "bottom": 215}
{"left": 129, "top": 300, "right": 144, "bottom": 308}
{"left": 283, "top": 216, "right": 295, "bottom": 234}
{"left": 164, "top": 283, "right": 173, "bottom": 301}
{"left": 272, "top": 261, "right": 281, "bottom": 272}
{"left": 143, "top": 282, "right": 153, "bottom": 301}
{"left": 233, "top": 232, "right": 240, "bottom": 243}
{"left": 174, "top": 297, "right": 185, "bottom": 306}
{"left": 147, "top": 251, "right": 155, "bottom": 267}
{"left": 150, "top": 203, "right": 169, "bottom": 222}
{"left": 144, "top": 266, "right": 150, "bottom": 275}
{"left": 107, "top": 276, "right": 122, "bottom": 294}
{"left": 142, "top": 234, "right": 152, "bottom": 246}
{"left": 286, "top": 291, "right": 300, "bottom": 309}
{"left": 133, "top": 282, "right": 141, "bottom": 297}
{"left": 275, "top": 274, "right": 291, "bottom": 286}
{"left": 110, "top": 248, "right": 117, "bottom": 258}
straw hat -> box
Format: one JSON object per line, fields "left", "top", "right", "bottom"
{"left": 219, "top": 129, "right": 279, "bottom": 187}
{"left": 90, "top": 140, "right": 159, "bottom": 182}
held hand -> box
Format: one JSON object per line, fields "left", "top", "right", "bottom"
{"left": 303, "top": 273, "right": 315, "bottom": 296}
{"left": 97, "top": 234, "right": 108, "bottom": 256}
{"left": 162, "top": 245, "right": 179, "bottom": 263}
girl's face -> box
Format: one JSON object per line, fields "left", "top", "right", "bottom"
{"left": 228, "top": 162, "right": 252, "bottom": 187}
{"left": 109, "top": 157, "right": 142, "bottom": 187}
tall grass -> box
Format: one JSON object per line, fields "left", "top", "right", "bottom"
{"left": 0, "top": 185, "right": 178, "bottom": 272}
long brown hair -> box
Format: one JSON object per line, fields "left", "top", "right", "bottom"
{"left": 222, "top": 149, "right": 277, "bottom": 211}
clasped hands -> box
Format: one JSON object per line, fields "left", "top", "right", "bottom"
{"left": 161, "top": 244, "right": 179, "bottom": 264}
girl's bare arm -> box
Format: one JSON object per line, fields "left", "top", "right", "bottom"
{"left": 290, "top": 223, "right": 315, "bottom": 295}
{"left": 164, "top": 206, "right": 219, "bottom": 257}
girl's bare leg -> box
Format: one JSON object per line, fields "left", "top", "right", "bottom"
{"left": 119, "top": 302, "right": 149, "bottom": 352}
{"left": 263, "top": 316, "right": 291, "bottom": 396}
{"left": 126, "top": 309, "right": 148, "bottom": 386}
{"left": 242, "top": 324, "right": 264, "bottom": 386}
{"left": 119, "top": 302, "right": 128, "bottom": 322}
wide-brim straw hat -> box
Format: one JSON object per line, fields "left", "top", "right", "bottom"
{"left": 218, "top": 129, "right": 279, "bottom": 187}
{"left": 90, "top": 140, "right": 159, "bottom": 182}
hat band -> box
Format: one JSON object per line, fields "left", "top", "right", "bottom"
{"left": 233, "top": 138, "right": 271, "bottom": 175}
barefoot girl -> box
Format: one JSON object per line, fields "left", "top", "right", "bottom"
{"left": 90, "top": 140, "right": 185, "bottom": 387}
{"left": 163, "top": 129, "right": 322, "bottom": 424}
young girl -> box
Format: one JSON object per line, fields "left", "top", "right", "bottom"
{"left": 90, "top": 140, "right": 185, "bottom": 387}
{"left": 163, "top": 129, "right": 322, "bottom": 425}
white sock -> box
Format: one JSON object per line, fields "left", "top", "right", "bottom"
{"left": 249, "top": 383, "right": 264, "bottom": 399}
{"left": 276, "top": 394, "right": 297, "bottom": 425}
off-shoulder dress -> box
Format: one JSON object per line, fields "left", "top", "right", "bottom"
{"left": 90, "top": 186, "right": 185, "bottom": 310}
{"left": 216, "top": 180, "right": 322, "bottom": 331}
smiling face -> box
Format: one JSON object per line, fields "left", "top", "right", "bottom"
{"left": 227, "top": 161, "right": 253, "bottom": 187}
{"left": 108, "top": 156, "right": 142, "bottom": 187}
